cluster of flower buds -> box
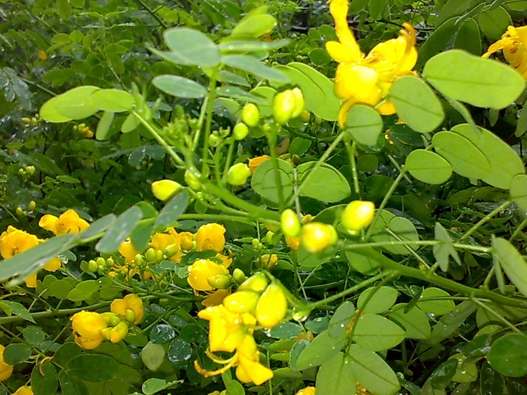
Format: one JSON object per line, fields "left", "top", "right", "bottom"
{"left": 21, "top": 114, "right": 40, "bottom": 127}
{"left": 18, "top": 165, "right": 36, "bottom": 177}
{"left": 73, "top": 123, "right": 94, "bottom": 138}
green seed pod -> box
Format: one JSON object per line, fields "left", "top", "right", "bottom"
{"left": 207, "top": 274, "right": 232, "bottom": 289}
{"left": 232, "top": 268, "right": 247, "bottom": 285}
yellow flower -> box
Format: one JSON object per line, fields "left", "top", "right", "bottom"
{"left": 0, "top": 345, "right": 13, "bottom": 381}
{"left": 300, "top": 222, "right": 338, "bottom": 253}
{"left": 12, "top": 386, "right": 33, "bottom": 395}
{"left": 326, "top": 0, "right": 417, "bottom": 126}
{"left": 188, "top": 259, "right": 229, "bottom": 292}
{"left": 0, "top": 226, "right": 61, "bottom": 288}
{"left": 71, "top": 311, "right": 107, "bottom": 350}
{"left": 118, "top": 238, "right": 139, "bottom": 263}
{"left": 296, "top": 387, "right": 316, "bottom": 395}
{"left": 341, "top": 200, "right": 375, "bottom": 234}
{"left": 101, "top": 321, "right": 129, "bottom": 343}
{"left": 180, "top": 231, "right": 194, "bottom": 251}
{"left": 483, "top": 25, "right": 527, "bottom": 80}
{"left": 202, "top": 289, "right": 231, "bottom": 307}
{"left": 110, "top": 294, "right": 144, "bottom": 325}
{"left": 149, "top": 228, "right": 183, "bottom": 262}
{"left": 39, "top": 209, "right": 89, "bottom": 236}
{"left": 234, "top": 335, "right": 274, "bottom": 385}
{"left": 248, "top": 155, "right": 270, "bottom": 174}
{"left": 195, "top": 224, "right": 226, "bottom": 252}
{"left": 285, "top": 235, "right": 300, "bottom": 251}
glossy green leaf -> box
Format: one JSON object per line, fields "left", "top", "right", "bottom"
{"left": 67, "top": 280, "right": 100, "bottom": 302}
{"left": 493, "top": 237, "right": 527, "bottom": 297}
{"left": 417, "top": 287, "right": 456, "bottom": 316}
{"left": 429, "top": 358, "right": 457, "bottom": 389}
{"left": 328, "top": 301, "right": 355, "bottom": 338}
{"left": 251, "top": 158, "right": 293, "bottom": 205}
{"left": 406, "top": 149, "right": 452, "bottom": 185}
{"left": 432, "top": 131, "right": 491, "bottom": 179}
{"left": 390, "top": 76, "right": 444, "bottom": 133}
{"left": 478, "top": 7, "right": 512, "bottom": 40}
{"left": 433, "top": 222, "right": 461, "bottom": 272}
{"left": 345, "top": 104, "right": 383, "bottom": 146}
{"left": 296, "top": 162, "right": 350, "bottom": 202}
{"left": 79, "top": 214, "right": 116, "bottom": 242}
{"left": 167, "top": 338, "right": 192, "bottom": 367}
{"left": 487, "top": 333, "right": 527, "bottom": 377}
{"left": 453, "top": 18, "right": 481, "bottom": 55}
{"left": 32, "top": 361, "right": 58, "bottom": 395}
{"left": 40, "top": 86, "right": 100, "bottom": 122}
{"left": 121, "top": 113, "right": 140, "bottom": 133}
{"left": 230, "top": 14, "right": 276, "bottom": 39}
{"left": 423, "top": 50, "right": 525, "bottom": 109}
{"left": 222, "top": 55, "right": 288, "bottom": 82}
{"left": 510, "top": 174, "right": 527, "bottom": 212}
{"left": 0, "top": 301, "right": 36, "bottom": 323}
{"left": 295, "top": 330, "right": 347, "bottom": 370}
{"left": 389, "top": 304, "right": 431, "bottom": 339}
{"left": 96, "top": 111, "right": 115, "bottom": 141}
{"left": 316, "top": 353, "right": 356, "bottom": 395}
{"left": 451, "top": 124, "right": 524, "bottom": 189}
{"left": 96, "top": 206, "right": 143, "bottom": 253}
{"left": 357, "top": 286, "right": 398, "bottom": 314}
{"left": 67, "top": 354, "right": 119, "bottom": 382}
{"left": 4, "top": 343, "right": 31, "bottom": 364}
{"left": 163, "top": 28, "right": 220, "bottom": 67}
{"left": 480, "top": 361, "right": 504, "bottom": 395}
{"left": 92, "top": 89, "right": 134, "bottom": 112}
{"left": 23, "top": 326, "right": 46, "bottom": 344}
{"left": 353, "top": 314, "right": 405, "bottom": 351}
{"left": 155, "top": 190, "right": 189, "bottom": 228}
{"left": 348, "top": 344, "right": 400, "bottom": 395}
{"left": 153, "top": 75, "right": 207, "bottom": 99}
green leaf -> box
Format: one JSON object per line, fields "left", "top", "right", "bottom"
{"left": 222, "top": 55, "right": 288, "bottom": 82}
{"left": 153, "top": 75, "right": 207, "bottom": 99}
{"left": 92, "top": 89, "right": 134, "bottom": 112}
{"left": 493, "top": 237, "right": 527, "bottom": 297}
{"left": 433, "top": 222, "right": 461, "bottom": 272}
{"left": 423, "top": 50, "right": 525, "bottom": 109}
{"left": 417, "top": 287, "right": 456, "bottom": 316}
{"left": 510, "top": 174, "right": 527, "bottom": 212}
{"left": 296, "top": 162, "right": 350, "bottom": 202}
{"left": 478, "top": 6, "right": 512, "bottom": 40}
{"left": 432, "top": 131, "right": 491, "bottom": 179}
{"left": 406, "top": 149, "right": 452, "bottom": 185}
{"left": 96, "top": 111, "right": 115, "bottom": 141}
{"left": 167, "top": 338, "right": 192, "bottom": 367}
{"left": 142, "top": 378, "right": 179, "bottom": 395}
{"left": 352, "top": 314, "right": 405, "bottom": 351}
{"left": 345, "top": 250, "right": 380, "bottom": 274}
{"left": 345, "top": 104, "right": 383, "bottom": 146}
{"left": 328, "top": 301, "right": 356, "bottom": 338}
{"left": 222, "top": 370, "right": 245, "bottom": 395}
{"left": 3, "top": 343, "right": 31, "bottom": 364}
{"left": 357, "top": 286, "right": 398, "bottom": 314}
{"left": 435, "top": 0, "right": 477, "bottom": 27}
{"left": 480, "top": 362, "right": 505, "bottom": 395}
{"left": 32, "top": 361, "right": 58, "bottom": 395}
{"left": 40, "top": 86, "right": 100, "bottom": 122}
{"left": 429, "top": 358, "right": 458, "bottom": 389}
{"left": 309, "top": 48, "right": 332, "bottom": 66}
{"left": 390, "top": 76, "right": 444, "bottom": 133}
{"left": 516, "top": 102, "right": 527, "bottom": 137}
{"left": 121, "top": 113, "right": 140, "bottom": 133}
{"left": 295, "top": 330, "right": 347, "bottom": 370}
{"left": 273, "top": 62, "right": 339, "bottom": 121}
{"left": 218, "top": 39, "right": 290, "bottom": 53}
{"left": 79, "top": 214, "right": 116, "bottom": 242}
{"left": 216, "top": 85, "right": 267, "bottom": 104}
{"left": 96, "top": 206, "right": 143, "bottom": 253}
{"left": 59, "top": 370, "right": 88, "bottom": 395}
{"left": 453, "top": 18, "right": 481, "bottom": 55}
{"left": 251, "top": 158, "right": 293, "bottom": 206}
{"left": 155, "top": 190, "right": 189, "bottom": 228}
{"left": 0, "top": 301, "right": 36, "bottom": 323}
{"left": 163, "top": 28, "right": 220, "bottom": 67}
{"left": 389, "top": 304, "right": 431, "bottom": 339}
{"left": 67, "top": 354, "right": 119, "bottom": 382}
{"left": 130, "top": 220, "right": 154, "bottom": 252}
{"left": 67, "top": 280, "right": 100, "bottom": 302}
{"left": 316, "top": 353, "right": 356, "bottom": 395}
{"left": 57, "top": 0, "right": 72, "bottom": 19}
{"left": 417, "top": 17, "right": 457, "bottom": 67}
{"left": 451, "top": 124, "right": 524, "bottom": 189}
{"left": 347, "top": 344, "right": 400, "bottom": 395}
{"left": 230, "top": 13, "right": 277, "bottom": 39}
{"left": 23, "top": 326, "right": 46, "bottom": 344}
{"left": 487, "top": 333, "right": 527, "bottom": 377}
{"left": 369, "top": 0, "right": 387, "bottom": 19}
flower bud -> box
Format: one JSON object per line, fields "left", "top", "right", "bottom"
{"left": 341, "top": 201, "right": 375, "bottom": 235}
{"left": 207, "top": 274, "right": 231, "bottom": 289}
{"left": 151, "top": 179, "right": 182, "bottom": 201}
{"left": 163, "top": 244, "right": 179, "bottom": 258}
{"left": 273, "top": 90, "right": 297, "bottom": 125}
{"left": 134, "top": 254, "right": 145, "bottom": 266}
{"left": 255, "top": 282, "right": 287, "bottom": 329}
{"left": 109, "top": 321, "right": 129, "bottom": 343}
{"left": 238, "top": 272, "right": 268, "bottom": 293}
{"left": 25, "top": 166, "right": 35, "bottom": 176}
{"left": 87, "top": 260, "right": 98, "bottom": 272}
{"left": 226, "top": 163, "right": 251, "bottom": 186}
{"left": 241, "top": 103, "right": 260, "bottom": 127}
{"left": 184, "top": 170, "right": 201, "bottom": 191}
{"left": 156, "top": 250, "right": 164, "bottom": 261}
{"left": 21, "top": 117, "right": 31, "bottom": 125}
{"left": 233, "top": 123, "right": 249, "bottom": 140}
{"left": 259, "top": 254, "right": 278, "bottom": 270}
{"left": 145, "top": 248, "right": 157, "bottom": 262}
{"left": 281, "top": 209, "right": 301, "bottom": 237}
{"left": 96, "top": 257, "right": 106, "bottom": 267}
{"left": 300, "top": 222, "right": 338, "bottom": 253}
{"left": 290, "top": 88, "right": 305, "bottom": 118}
{"left": 223, "top": 290, "right": 260, "bottom": 314}
{"left": 28, "top": 201, "right": 36, "bottom": 211}
{"left": 125, "top": 308, "right": 136, "bottom": 324}
{"left": 232, "top": 268, "right": 247, "bottom": 284}
{"left": 100, "top": 312, "right": 122, "bottom": 327}
{"left": 300, "top": 110, "right": 311, "bottom": 123}
{"left": 286, "top": 235, "right": 300, "bottom": 251}
{"left": 15, "top": 207, "right": 25, "bottom": 217}
{"left": 106, "top": 257, "right": 114, "bottom": 267}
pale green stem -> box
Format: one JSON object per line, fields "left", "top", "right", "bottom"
{"left": 344, "top": 136, "right": 360, "bottom": 196}
{"left": 459, "top": 200, "right": 512, "bottom": 242}
{"left": 470, "top": 297, "right": 521, "bottom": 334}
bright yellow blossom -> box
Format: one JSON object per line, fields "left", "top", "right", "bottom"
{"left": 188, "top": 259, "right": 229, "bottom": 292}
{"left": 195, "top": 223, "right": 226, "bottom": 252}
{"left": 483, "top": 25, "right": 527, "bottom": 80}
{"left": 234, "top": 335, "right": 274, "bottom": 385}
{"left": 296, "top": 387, "right": 316, "bottom": 395}
{"left": 12, "top": 386, "right": 33, "bottom": 395}
{"left": 39, "top": 209, "right": 89, "bottom": 236}
{"left": 118, "top": 238, "right": 139, "bottom": 263}
{"left": 110, "top": 294, "right": 144, "bottom": 325}
{"left": 0, "top": 345, "right": 13, "bottom": 381}
{"left": 71, "top": 311, "right": 107, "bottom": 350}
{"left": 326, "top": 0, "right": 417, "bottom": 126}
{"left": 149, "top": 228, "right": 183, "bottom": 262}
{"left": 248, "top": 155, "right": 270, "bottom": 174}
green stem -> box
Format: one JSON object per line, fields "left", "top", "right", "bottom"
{"left": 131, "top": 0, "right": 168, "bottom": 29}
{"left": 510, "top": 218, "right": 527, "bottom": 243}
{"left": 459, "top": 200, "right": 512, "bottom": 242}
{"left": 0, "top": 302, "right": 111, "bottom": 325}
{"left": 470, "top": 297, "right": 521, "bottom": 333}
{"left": 344, "top": 136, "right": 360, "bottom": 197}
{"left": 267, "top": 130, "right": 285, "bottom": 211}
{"left": 200, "top": 69, "right": 220, "bottom": 175}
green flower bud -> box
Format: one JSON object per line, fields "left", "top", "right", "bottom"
{"left": 341, "top": 201, "right": 375, "bottom": 235}
{"left": 300, "top": 222, "right": 338, "bottom": 253}
{"left": 88, "top": 260, "right": 98, "bottom": 272}
{"left": 101, "top": 312, "right": 122, "bottom": 327}
{"left": 281, "top": 209, "right": 301, "bottom": 237}
{"left": 96, "top": 257, "right": 106, "bottom": 267}
{"left": 207, "top": 274, "right": 232, "bottom": 289}
{"left": 151, "top": 179, "right": 183, "bottom": 201}
{"left": 163, "top": 244, "right": 179, "bottom": 258}
{"left": 106, "top": 257, "right": 115, "bottom": 267}
{"left": 238, "top": 272, "right": 268, "bottom": 293}
{"left": 156, "top": 250, "right": 164, "bottom": 261}
{"left": 241, "top": 103, "right": 260, "bottom": 127}
{"left": 232, "top": 268, "right": 247, "bottom": 284}
{"left": 134, "top": 254, "right": 145, "bottom": 266}
{"left": 290, "top": 88, "right": 305, "bottom": 118}
{"left": 273, "top": 90, "right": 296, "bottom": 125}
{"left": 233, "top": 122, "right": 249, "bottom": 140}
{"left": 300, "top": 110, "right": 311, "bottom": 123}
{"left": 226, "top": 163, "right": 251, "bottom": 186}
{"left": 125, "top": 308, "right": 136, "bottom": 325}
{"left": 223, "top": 290, "right": 260, "bottom": 314}
{"left": 145, "top": 248, "right": 157, "bottom": 262}
{"left": 28, "top": 201, "right": 36, "bottom": 211}
{"left": 184, "top": 170, "right": 201, "bottom": 191}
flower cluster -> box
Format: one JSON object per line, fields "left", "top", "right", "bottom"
{"left": 195, "top": 273, "right": 288, "bottom": 385}
{"left": 326, "top": 0, "right": 417, "bottom": 126}
{"left": 483, "top": 25, "right": 527, "bottom": 80}
{"left": 70, "top": 294, "right": 144, "bottom": 350}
